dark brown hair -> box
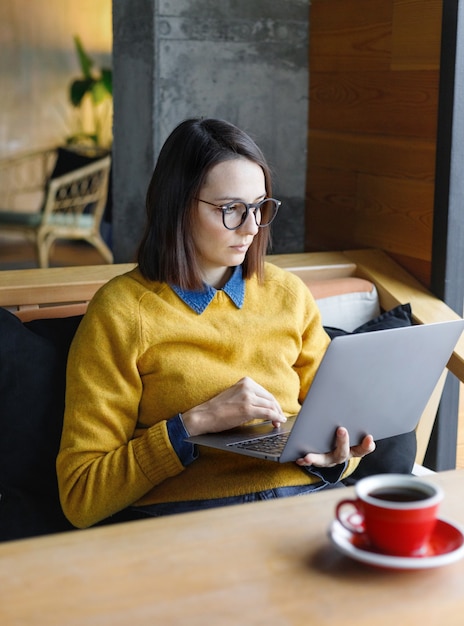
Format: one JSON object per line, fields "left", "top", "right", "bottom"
{"left": 137, "top": 118, "right": 273, "bottom": 289}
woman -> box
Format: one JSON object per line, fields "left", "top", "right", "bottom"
{"left": 57, "top": 118, "right": 374, "bottom": 528}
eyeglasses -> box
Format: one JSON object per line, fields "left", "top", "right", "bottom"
{"left": 197, "top": 197, "right": 281, "bottom": 230}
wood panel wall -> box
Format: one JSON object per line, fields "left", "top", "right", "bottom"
{"left": 306, "top": 0, "right": 443, "bottom": 286}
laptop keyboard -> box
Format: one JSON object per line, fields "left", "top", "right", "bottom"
{"left": 228, "top": 431, "right": 290, "bottom": 455}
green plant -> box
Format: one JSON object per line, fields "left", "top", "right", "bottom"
{"left": 67, "top": 35, "right": 113, "bottom": 148}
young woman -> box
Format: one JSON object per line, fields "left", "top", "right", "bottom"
{"left": 57, "top": 118, "right": 374, "bottom": 528}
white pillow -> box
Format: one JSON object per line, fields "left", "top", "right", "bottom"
{"left": 315, "top": 286, "right": 380, "bottom": 332}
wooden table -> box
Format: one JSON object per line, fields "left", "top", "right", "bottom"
{"left": 1, "top": 472, "right": 464, "bottom": 625}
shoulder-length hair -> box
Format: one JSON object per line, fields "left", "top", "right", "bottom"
{"left": 137, "top": 118, "right": 273, "bottom": 289}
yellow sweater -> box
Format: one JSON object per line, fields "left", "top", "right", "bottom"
{"left": 57, "top": 262, "right": 358, "bottom": 528}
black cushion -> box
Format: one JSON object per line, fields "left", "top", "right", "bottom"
{"left": 49, "top": 147, "right": 100, "bottom": 179}
{"left": 324, "top": 302, "right": 414, "bottom": 338}
{"left": 324, "top": 304, "right": 418, "bottom": 484}
{"left": 0, "top": 308, "right": 82, "bottom": 540}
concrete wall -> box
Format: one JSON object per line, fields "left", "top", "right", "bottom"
{"left": 112, "top": 0, "right": 309, "bottom": 261}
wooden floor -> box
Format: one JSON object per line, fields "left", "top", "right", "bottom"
{"left": 1, "top": 233, "right": 464, "bottom": 470}
{"left": 0, "top": 233, "right": 107, "bottom": 269}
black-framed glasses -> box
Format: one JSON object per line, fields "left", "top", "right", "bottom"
{"left": 197, "top": 197, "right": 281, "bottom": 230}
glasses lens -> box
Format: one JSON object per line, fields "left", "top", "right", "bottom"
{"left": 258, "top": 199, "right": 279, "bottom": 226}
{"left": 223, "top": 203, "right": 248, "bottom": 229}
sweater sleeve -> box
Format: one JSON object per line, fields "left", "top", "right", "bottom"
{"left": 56, "top": 282, "right": 187, "bottom": 529}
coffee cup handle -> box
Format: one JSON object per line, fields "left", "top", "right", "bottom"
{"left": 335, "top": 498, "right": 366, "bottom": 534}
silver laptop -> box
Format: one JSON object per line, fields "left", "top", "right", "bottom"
{"left": 186, "top": 319, "right": 464, "bottom": 462}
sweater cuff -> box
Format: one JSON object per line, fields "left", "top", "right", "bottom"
{"left": 166, "top": 414, "right": 198, "bottom": 466}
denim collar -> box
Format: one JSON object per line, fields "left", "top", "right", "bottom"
{"left": 171, "top": 265, "right": 245, "bottom": 314}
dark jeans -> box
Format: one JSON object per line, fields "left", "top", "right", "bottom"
{"left": 101, "top": 479, "right": 346, "bottom": 526}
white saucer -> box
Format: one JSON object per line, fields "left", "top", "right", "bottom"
{"left": 328, "top": 517, "right": 464, "bottom": 569}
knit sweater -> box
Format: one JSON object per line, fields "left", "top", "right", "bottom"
{"left": 57, "top": 262, "right": 358, "bottom": 528}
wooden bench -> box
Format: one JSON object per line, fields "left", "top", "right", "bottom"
{"left": 1, "top": 248, "right": 463, "bottom": 471}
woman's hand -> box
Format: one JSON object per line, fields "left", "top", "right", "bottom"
{"left": 181, "top": 376, "right": 287, "bottom": 436}
{"left": 295, "top": 427, "right": 375, "bottom": 468}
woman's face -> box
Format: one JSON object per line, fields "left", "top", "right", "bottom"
{"left": 192, "top": 157, "right": 266, "bottom": 288}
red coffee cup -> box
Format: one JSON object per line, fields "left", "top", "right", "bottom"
{"left": 335, "top": 474, "right": 443, "bottom": 556}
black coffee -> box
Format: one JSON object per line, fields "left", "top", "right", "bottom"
{"left": 369, "top": 487, "right": 430, "bottom": 503}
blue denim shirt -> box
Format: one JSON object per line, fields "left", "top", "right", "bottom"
{"left": 170, "top": 264, "right": 245, "bottom": 314}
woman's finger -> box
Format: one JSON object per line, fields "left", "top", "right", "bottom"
{"left": 295, "top": 428, "right": 375, "bottom": 467}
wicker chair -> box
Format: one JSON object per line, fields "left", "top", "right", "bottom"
{"left": 0, "top": 148, "right": 112, "bottom": 268}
